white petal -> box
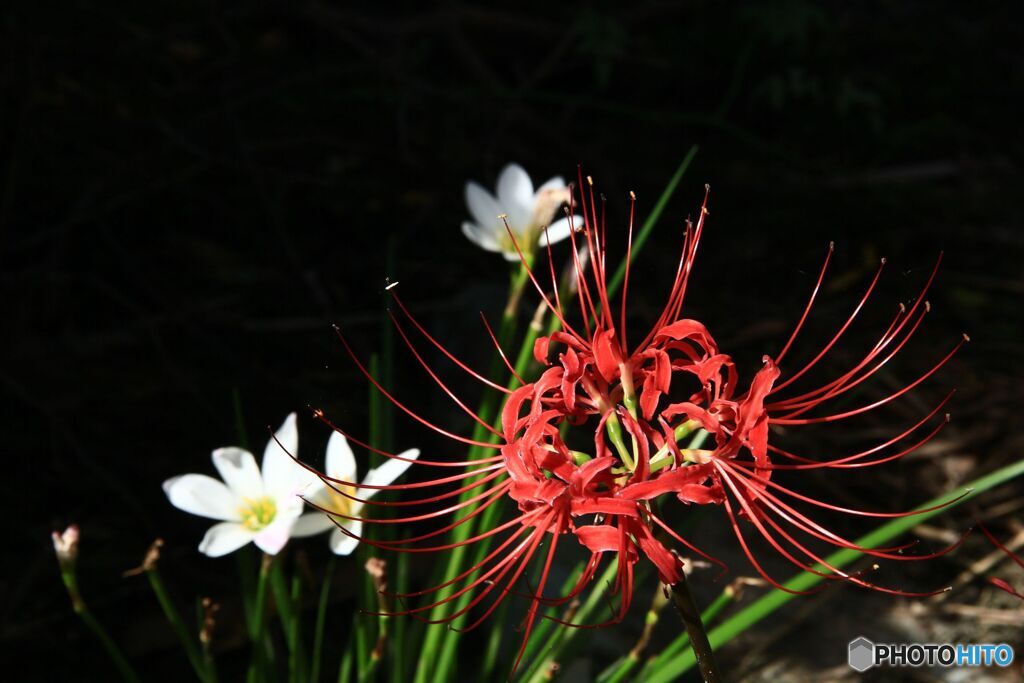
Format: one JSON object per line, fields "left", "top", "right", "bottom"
{"left": 356, "top": 448, "right": 420, "bottom": 502}
{"left": 164, "top": 474, "right": 240, "bottom": 521}
{"left": 212, "top": 447, "right": 263, "bottom": 500}
{"left": 501, "top": 248, "right": 525, "bottom": 262}
{"left": 329, "top": 519, "right": 364, "bottom": 556}
{"left": 198, "top": 522, "right": 254, "bottom": 557}
{"left": 539, "top": 215, "right": 582, "bottom": 247}
{"left": 325, "top": 431, "right": 358, "bottom": 481}
{"left": 461, "top": 221, "right": 502, "bottom": 252}
{"left": 496, "top": 163, "right": 534, "bottom": 230}
{"left": 290, "top": 512, "right": 336, "bottom": 538}
{"left": 263, "top": 413, "right": 315, "bottom": 500}
{"left": 465, "top": 182, "right": 501, "bottom": 235}
{"left": 535, "top": 176, "right": 567, "bottom": 195}
{"left": 253, "top": 516, "right": 297, "bottom": 555}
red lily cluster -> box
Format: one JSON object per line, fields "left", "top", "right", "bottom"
{"left": 308, "top": 174, "right": 966, "bottom": 665}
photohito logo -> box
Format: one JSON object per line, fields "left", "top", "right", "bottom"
{"left": 848, "top": 637, "right": 1014, "bottom": 671}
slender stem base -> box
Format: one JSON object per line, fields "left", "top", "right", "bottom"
{"left": 669, "top": 574, "right": 721, "bottom": 683}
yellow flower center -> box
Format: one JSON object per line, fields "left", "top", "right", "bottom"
{"left": 239, "top": 497, "right": 277, "bottom": 531}
{"left": 325, "top": 484, "right": 358, "bottom": 518}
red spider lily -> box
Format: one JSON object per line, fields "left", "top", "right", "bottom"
{"left": 298, "top": 173, "right": 967, "bottom": 672}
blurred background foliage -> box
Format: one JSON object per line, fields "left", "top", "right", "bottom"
{"left": 2, "top": 1, "right": 1022, "bottom": 680}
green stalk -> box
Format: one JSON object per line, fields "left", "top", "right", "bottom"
{"left": 354, "top": 612, "right": 369, "bottom": 681}
{"left": 199, "top": 597, "right": 220, "bottom": 683}
{"left": 415, "top": 264, "right": 531, "bottom": 683}
{"left": 311, "top": 557, "right": 336, "bottom": 683}
{"left": 247, "top": 555, "right": 273, "bottom": 683}
{"left": 76, "top": 609, "right": 142, "bottom": 683}
{"left": 269, "top": 560, "right": 304, "bottom": 678}
{"left": 521, "top": 560, "right": 621, "bottom": 683}
{"left": 480, "top": 599, "right": 510, "bottom": 681}
{"left": 337, "top": 640, "right": 354, "bottom": 683}
{"left": 389, "top": 551, "right": 409, "bottom": 683}
{"left": 423, "top": 153, "right": 700, "bottom": 680}
{"left": 515, "top": 560, "right": 585, "bottom": 670}
{"left": 145, "top": 565, "right": 207, "bottom": 680}
{"left": 358, "top": 355, "right": 384, "bottom": 675}
{"left": 57, "top": 560, "right": 140, "bottom": 683}
{"left": 647, "top": 458, "right": 1024, "bottom": 683}
{"left": 288, "top": 574, "right": 304, "bottom": 683}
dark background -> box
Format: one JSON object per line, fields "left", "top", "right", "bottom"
{"left": 4, "top": 2, "right": 1023, "bottom": 680}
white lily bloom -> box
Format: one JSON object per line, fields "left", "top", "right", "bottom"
{"left": 462, "top": 163, "right": 583, "bottom": 261}
{"left": 290, "top": 431, "right": 420, "bottom": 555}
{"left": 163, "top": 414, "right": 315, "bottom": 557}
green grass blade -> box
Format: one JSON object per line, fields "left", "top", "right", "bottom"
{"left": 647, "top": 458, "right": 1024, "bottom": 683}
{"left": 606, "top": 145, "right": 699, "bottom": 296}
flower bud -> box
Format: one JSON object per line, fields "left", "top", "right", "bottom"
{"left": 51, "top": 524, "right": 80, "bottom": 568}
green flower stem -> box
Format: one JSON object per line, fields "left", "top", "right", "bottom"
{"left": 512, "top": 560, "right": 586, "bottom": 673}
{"left": 247, "top": 555, "right": 273, "bottom": 683}
{"left": 269, "top": 560, "right": 304, "bottom": 677}
{"left": 287, "top": 574, "right": 303, "bottom": 683}
{"left": 430, "top": 302, "right": 546, "bottom": 679}
{"left": 354, "top": 608, "right": 369, "bottom": 681}
{"left": 605, "top": 411, "right": 636, "bottom": 470}
{"left": 415, "top": 263, "right": 531, "bottom": 683}
{"left": 360, "top": 355, "right": 387, "bottom": 674}
{"left": 389, "top": 552, "right": 410, "bottom": 683}
{"left": 199, "top": 599, "right": 220, "bottom": 683}
{"left": 76, "top": 608, "right": 143, "bottom": 683}
{"left": 144, "top": 565, "right": 207, "bottom": 680}
{"left": 59, "top": 567, "right": 141, "bottom": 683}
{"left": 426, "top": 153, "right": 700, "bottom": 681}
{"left": 361, "top": 559, "right": 390, "bottom": 683}
{"left": 311, "top": 557, "right": 335, "bottom": 683}
{"left": 521, "top": 559, "right": 621, "bottom": 683}
{"left": 480, "top": 599, "right": 510, "bottom": 681}
{"left": 669, "top": 572, "right": 721, "bottom": 682}
{"left": 337, "top": 639, "right": 353, "bottom": 683}
{"left": 647, "top": 458, "right": 1024, "bottom": 683}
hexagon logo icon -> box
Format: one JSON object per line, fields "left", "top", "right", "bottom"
{"left": 848, "top": 637, "right": 875, "bottom": 672}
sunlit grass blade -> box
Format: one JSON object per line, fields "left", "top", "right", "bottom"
{"left": 605, "top": 145, "right": 699, "bottom": 296}
{"left": 646, "top": 458, "right": 1024, "bottom": 683}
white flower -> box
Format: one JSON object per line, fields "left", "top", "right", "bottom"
{"left": 290, "top": 431, "right": 420, "bottom": 555}
{"left": 163, "top": 414, "right": 315, "bottom": 557}
{"left": 462, "top": 163, "right": 583, "bottom": 261}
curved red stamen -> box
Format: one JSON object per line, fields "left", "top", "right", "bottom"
{"left": 334, "top": 326, "right": 503, "bottom": 449}
{"left": 390, "top": 291, "right": 512, "bottom": 394}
